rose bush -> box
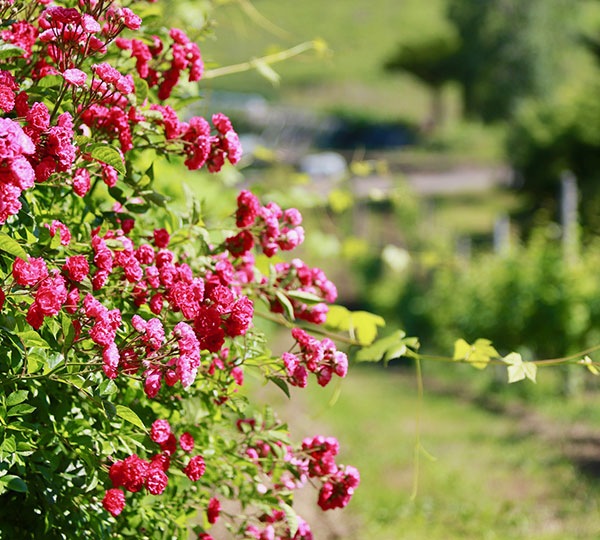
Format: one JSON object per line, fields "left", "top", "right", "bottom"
{"left": 0, "top": 1, "right": 367, "bottom": 538}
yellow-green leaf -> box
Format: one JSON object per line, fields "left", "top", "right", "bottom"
{"left": 115, "top": 405, "right": 146, "bottom": 431}
{"left": 579, "top": 355, "right": 599, "bottom": 375}
{"left": 0, "top": 232, "right": 28, "bottom": 260}
{"left": 91, "top": 143, "right": 125, "bottom": 175}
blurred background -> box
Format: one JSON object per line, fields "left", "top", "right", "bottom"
{"left": 152, "top": 0, "right": 600, "bottom": 537}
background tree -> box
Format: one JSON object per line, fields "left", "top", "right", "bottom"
{"left": 384, "top": 31, "right": 459, "bottom": 132}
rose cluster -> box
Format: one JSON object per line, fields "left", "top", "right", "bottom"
{"left": 226, "top": 190, "right": 305, "bottom": 258}
{"left": 268, "top": 259, "right": 337, "bottom": 324}
{"left": 102, "top": 418, "right": 204, "bottom": 517}
{"left": 301, "top": 436, "right": 360, "bottom": 511}
{"left": 0, "top": 116, "right": 35, "bottom": 224}
{"left": 116, "top": 26, "right": 203, "bottom": 100}
{"left": 0, "top": 1, "right": 362, "bottom": 534}
{"left": 281, "top": 329, "right": 348, "bottom": 388}
{"left": 245, "top": 513, "right": 313, "bottom": 540}
{"left": 238, "top": 414, "right": 358, "bottom": 520}
{"left": 0, "top": 0, "right": 240, "bottom": 230}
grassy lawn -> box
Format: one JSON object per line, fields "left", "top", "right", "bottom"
{"left": 270, "top": 367, "right": 600, "bottom": 540}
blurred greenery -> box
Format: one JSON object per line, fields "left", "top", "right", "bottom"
{"left": 148, "top": 0, "right": 600, "bottom": 536}
{"left": 272, "top": 368, "right": 600, "bottom": 540}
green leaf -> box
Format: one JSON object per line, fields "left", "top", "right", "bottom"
{"left": 133, "top": 75, "right": 148, "bottom": 105}
{"left": 37, "top": 74, "right": 63, "bottom": 88}
{"left": 0, "top": 232, "right": 28, "bottom": 260}
{"left": 115, "top": 405, "right": 146, "bottom": 431}
{"left": 384, "top": 343, "right": 407, "bottom": 362}
{"left": 453, "top": 339, "right": 471, "bottom": 360}
{"left": 75, "top": 135, "right": 91, "bottom": 148}
{"left": 2, "top": 436, "right": 16, "bottom": 453}
{"left": 326, "top": 306, "right": 385, "bottom": 345}
{"left": 356, "top": 330, "right": 406, "bottom": 362}
{"left": 104, "top": 238, "right": 124, "bottom": 250}
{"left": 43, "top": 352, "right": 63, "bottom": 374}
{"left": 267, "top": 376, "right": 290, "bottom": 399}
{"left": 144, "top": 190, "right": 169, "bottom": 208}
{"left": 27, "top": 350, "right": 45, "bottom": 374}
{"left": 0, "top": 43, "right": 26, "bottom": 59}
{"left": 7, "top": 404, "right": 36, "bottom": 416}
{"left": 91, "top": 144, "right": 125, "bottom": 175}
{"left": 0, "top": 475, "right": 28, "bottom": 493}
{"left": 50, "top": 229, "right": 62, "bottom": 250}
{"left": 108, "top": 186, "right": 126, "bottom": 205}
{"left": 97, "top": 379, "right": 117, "bottom": 396}
{"left": 579, "top": 355, "right": 599, "bottom": 375}
{"left": 102, "top": 399, "right": 116, "bottom": 419}
{"left": 280, "top": 502, "right": 298, "bottom": 536}
{"left": 503, "top": 352, "right": 522, "bottom": 366}
{"left": 275, "top": 291, "right": 295, "bottom": 321}
{"left": 17, "top": 331, "right": 50, "bottom": 349}
{"left": 453, "top": 338, "right": 499, "bottom": 370}
{"left": 286, "top": 290, "right": 324, "bottom": 305}
{"left": 523, "top": 362, "right": 537, "bottom": 383}
{"left": 351, "top": 311, "right": 386, "bottom": 346}
{"left": 6, "top": 390, "right": 28, "bottom": 407}
{"left": 504, "top": 352, "right": 537, "bottom": 383}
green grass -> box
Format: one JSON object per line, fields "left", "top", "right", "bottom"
{"left": 270, "top": 368, "right": 600, "bottom": 540}
{"left": 200, "top": 0, "right": 454, "bottom": 124}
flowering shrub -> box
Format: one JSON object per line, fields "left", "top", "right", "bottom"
{"left": 0, "top": 1, "right": 364, "bottom": 538}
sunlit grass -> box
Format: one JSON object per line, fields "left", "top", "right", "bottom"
{"left": 269, "top": 367, "right": 600, "bottom": 540}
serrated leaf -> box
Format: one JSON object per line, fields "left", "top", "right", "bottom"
{"left": 115, "top": 405, "right": 146, "bottom": 431}
{"left": 2, "top": 436, "right": 16, "bottom": 453}
{"left": 454, "top": 337, "right": 499, "bottom": 370}
{"left": 355, "top": 330, "right": 406, "bottom": 362}
{"left": 6, "top": 390, "right": 28, "bottom": 407}
{"left": 91, "top": 144, "right": 125, "bottom": 175}
{"left": 0, "top": 232, "right": 28, "bottom": 260}
{"left": 280, "top": 502, "right": 298, "bottom": 536}
{"left": 504, "top": 352, "right": 537, "bottom": 383}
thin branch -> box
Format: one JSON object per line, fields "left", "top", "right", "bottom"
{"left": 202, "top": 41, "right": 316, "bottom": 80}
